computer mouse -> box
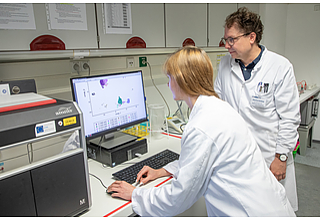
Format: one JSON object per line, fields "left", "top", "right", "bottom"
{"left": 106, "top": 189, "right": 116, "bottom": 195}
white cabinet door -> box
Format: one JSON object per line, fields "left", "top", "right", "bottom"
{"left": 96, "top": 3, "right": 165, "bottom": 48}
{"left": 165, "top": 3, "right": 207, "bottom": 48}
{"left": 0, "top": 3, "right": 98, "bottom": 51}
{"left": 208, "top": 3, "right": 237, "bottom": 47}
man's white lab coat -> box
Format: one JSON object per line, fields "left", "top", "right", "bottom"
{"left": 214, "top": 46, "right": 300, "bottom": 211}
{"left": 131, "top": 95, "right": 295, "bottom": 217}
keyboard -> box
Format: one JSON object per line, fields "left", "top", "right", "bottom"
{"left": 112, "top": 149, "right": 180, "bottom": 184}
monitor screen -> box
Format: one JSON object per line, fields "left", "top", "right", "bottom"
{"left": 70, "top": 70, "right": 147, "bottom": 140}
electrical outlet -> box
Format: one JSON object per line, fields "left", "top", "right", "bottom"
{"left": 139, "top": 57, "right": 147, "bottom": 67}
{"left": 81, "top": 60, "right": 90, "bottom": 71}
{"left": 71, "top": 60, "right": 81, "bottom": 74}
{"left": 126, "top": 57, "right": 135, "bottom": 68}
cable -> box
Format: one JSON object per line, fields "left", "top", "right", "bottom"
{"left": 173, "top": 101, "right": 183, "bottom": 117}
{"left": 163, "top": 127, "right": 182, "bottom": 136}
{"left": 179, "top": 123, "right": 186, "bottom": 133}
{"left": 89, "top": 173, "right": 108, "bottom": 189}
{"left": 135, "top": 153, "right": 142, "bottom": 158}
{"left": 172, "top": 101, "right": 190, "bottom": 124}
{"left": 73, "top": 63, "right": 80, "bottom": 75}
{"left": 147, "top": 61, "right": 170, "bottom": 118}
{"left": 176, "top": 101, "right": 186, "bottom": 122}
{"left": 297, "top": 80, "right": 307, "bottom": 91}
{"left": 83, "top": 62, "right": 91, "bottom": 76}
{"left": 98, "top": 135, "right": 104, "bottom": 165}
{"left": 300, "top": 80, "right": 307, "bottom": 90}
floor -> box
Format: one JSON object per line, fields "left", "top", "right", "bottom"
{"left": 294, "top": 141, "right": 320, "bottom": 217}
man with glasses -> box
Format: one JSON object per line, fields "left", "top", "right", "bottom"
{"left": 214, "top": 7, "right": 300, "bottom": 211}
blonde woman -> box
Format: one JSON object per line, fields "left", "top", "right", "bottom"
{"left": 108, "top": 46, "right": 295, "bottom": 217}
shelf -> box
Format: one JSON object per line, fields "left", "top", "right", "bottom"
{"left": 0, "top": 47, "right": 227, "bottom": 63}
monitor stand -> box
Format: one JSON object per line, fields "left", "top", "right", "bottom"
{"left": 89, "top": 132, "right": 137, "bottom": 150}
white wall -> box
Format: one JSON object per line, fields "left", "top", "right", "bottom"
{"left": 260, "top": 3, "right": 320, "bottom": 141}
{"left": 259, "top": 3, "right": 288, "bottom": 56}
{"left": 285, "top": 4, "right": 320, "bottom": 140}
{"left": 285, "top": 4, "right": 320, "bottom": 85}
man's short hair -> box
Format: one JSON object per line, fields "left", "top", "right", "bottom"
{"left": 225, "top": 7, "right": 264, "bottom": 44}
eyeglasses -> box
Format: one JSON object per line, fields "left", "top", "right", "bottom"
{"left": 221, "top": 33, "right": 251, "bottom": 46}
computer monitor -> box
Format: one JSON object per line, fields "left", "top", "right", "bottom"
{"left": 70, "top": 70, "right": 147, "bottom": 149}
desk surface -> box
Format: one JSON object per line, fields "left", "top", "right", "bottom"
{"left": 299, "top": 86, "right": 320, "bottom": 104}
{"left": 81, "top": 133, "right": 182, "bottom": 217}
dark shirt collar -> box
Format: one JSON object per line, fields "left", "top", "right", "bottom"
{"left": 236, "top": 45, "right": 265, "bottom": 69}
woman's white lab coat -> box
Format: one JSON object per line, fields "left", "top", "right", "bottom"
{"left": 131, "top": 95, "right": 295, "bottom": 217}
{"left": 214, "top": 46, "right": 300, "bottom": 211}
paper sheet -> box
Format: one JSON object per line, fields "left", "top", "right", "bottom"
{"left": 0, "top": 3, "right": 36, "bottom": 30}
{"left": 46, "top": 3, "right": 88, "bottom": 30}
{"left": 103, "top": 3, "right": 132, "bottom": 34}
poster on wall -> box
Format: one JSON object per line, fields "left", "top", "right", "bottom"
{"left": 0, "top": 3, "right": 36, "bottom": 30}
{"left": 45, "top": 3, "right": 88, "bottom": 30}
{"left": 103, "top": 3, "right": 132, "bottom": 34}
{"left": 216, "top": 53, "right": 227, "bottom": 72}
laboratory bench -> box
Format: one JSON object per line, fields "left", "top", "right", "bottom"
{"left": 299, "top": 86, "right": 320, "bottom": 104}
{"left": 80, "top": 133, "right": 207, "bottom": 217}
{"left": 298, "top": 86, "right": 320, "bottom": 156}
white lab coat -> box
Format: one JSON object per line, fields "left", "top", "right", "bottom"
{"left": 131, "top": 95, "right": 295, "bottom": 217}
{"left": 214, "top": 46, "right": 300, "bottom": 211}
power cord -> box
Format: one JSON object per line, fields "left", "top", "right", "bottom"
{"left": 83, "top": 62, "right": 91, "bottom": 76}
{"left": 180, "top": 123, "right": 186, "bottom": 133}
{"left": 73, "top": 63, "right": 80, "bottom": 75}
{"left": 173, "top": 101, "right": 188, "bottom": 122}
{"left": 173, "top": 101, "right": 182, "bottom": 117}
{"left": 89, "top": 173, "right": 108, "bottom": 189}
{"left": 147, "top": 61, "right": 170, "bottom": 118}
{"left": 163, "top": 127, "right": 182, "bottom": 135}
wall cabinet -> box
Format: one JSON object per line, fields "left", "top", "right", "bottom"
{"left": 165, "top": 3, "right": 207, "bottom": 47}
{"left": 96, "top": 3, "right": 165, "bottom": 48}
{"left": 0, "top": 3, "right": 259, "bottom": 55}
{"left": 0, "top": 3, "right": 98, "bottom": 51}
{"left": 208, "top": 4, "right": 237, "bottom": 47}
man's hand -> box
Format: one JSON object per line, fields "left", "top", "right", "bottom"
{"left": 270, "top": 157, "right": 287, "bottom": 181}
{"left": 107, "top": 181, "right": 135, "bottom": 201}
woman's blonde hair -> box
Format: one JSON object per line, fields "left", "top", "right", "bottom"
{"left": 163, "top": 46, "right": 219, "bottom": 98}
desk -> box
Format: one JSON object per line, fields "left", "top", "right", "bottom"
{"left": 81, "top": 133, "right": 207, "bottom": 217}
{"left": 299, "top": 86, "right": 320, "bottom": 104}
{"left": 298, "top": 86, "right": 320, "bottom": 156}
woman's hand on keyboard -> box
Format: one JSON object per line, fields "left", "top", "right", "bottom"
{"left": 136, "top": 166, "right": 171, "bottom": 185}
